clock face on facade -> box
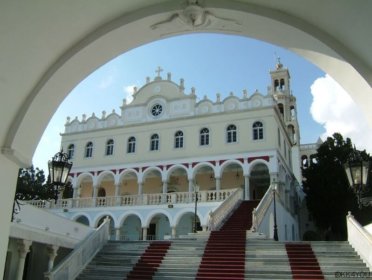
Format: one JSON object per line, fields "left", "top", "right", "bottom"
{"left": 151, "top": 104, "right": 163, "bottom": 117}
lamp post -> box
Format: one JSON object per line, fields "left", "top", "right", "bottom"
{"left": 344, "top": 148, "right": 371, "bottom": 209}
{"left": 272, "top": 181, "right": 279, "bottom": 241}
{"left": 193, "top": 184, "right": 200, "bottom": 233}
{"left": 48, "top": 149, "right": 73, "bottom": 203}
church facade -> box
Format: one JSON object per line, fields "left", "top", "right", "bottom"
{"left": 38, "top": 62, "right": 303, "bottom": 241}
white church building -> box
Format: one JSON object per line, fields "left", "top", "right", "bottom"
{"left": 28, "top": 61, "right": 303, "bottom": 242}
{"left": 6, "top": 61, "right": 320, "bottom": 279}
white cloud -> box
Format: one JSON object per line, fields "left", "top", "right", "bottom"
{"left": 123, "top": 85, "right": 137, "bottom": 104}
{"left": 310, "top": 74, "right": 372, "bottom": 153}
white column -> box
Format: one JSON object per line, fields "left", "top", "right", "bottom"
{"left": 161, "top": 181, "right": 168, "bottom": 203}
{"left": 115, "top": 228, "right": 121, "bottom": 241}
{"left": 188, "top": 179, "right": 193, "bottom": 202}
{"left": 188, "top": 179, "right": 193, "bottom": 192}
{"left": 115, "top": 183, "right": 121, "bottom": 205}
{"left": 0, "top": 155, "right": 19, "bottom": 276}
{"left": 72, "top": 185, "right": 79, "bottom": 199}
{"left": 114, "top": 183, "right": 120, "bottom": 196}
{"left": 92, "top": 184, "right": 98, "bottom": 207}
{"left": 16, "top": 239, "right": 32, "bottom": 280}
{"left": 162, "top": 181, "right": 168, "bottom": 194}
{"left": 138, "top": 182, "right": 143, "bottom": 195}
{"left": 46, "top": 245, "right": 59, "bottom": 272}
{"left": 92, "top": 184, "right": 98, "bottom": 198}
{"left": 171, "top": 227, "right": 176, "bottom": 238}
{"left": 142, "top": 227, "right": 148, "bottom": 241}
{"left": 244, "top": 175, "right": 250, "bottom": 200}
{"left": 215, "top": 177, "right": 221, "bottom": 191}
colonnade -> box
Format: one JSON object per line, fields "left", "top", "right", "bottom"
{"left": 11, "top": 239, "right": 60, "bottom": 280}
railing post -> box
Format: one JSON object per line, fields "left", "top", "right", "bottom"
{"left": 252, "top": 208, "right": 257, "bottom": 231}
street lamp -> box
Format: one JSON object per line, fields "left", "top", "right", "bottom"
{"left": 272, "top": 180, "right": 279, "bottom": 241}
{"left": 344, "top": 148, "right": 371, "bottom": 208}
{"left": 48, "top": 149, "right": 73, "bottom": 203}
{"left": 193, "top": 184, "right": 200, "bottom": 233}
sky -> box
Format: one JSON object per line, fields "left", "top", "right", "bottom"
{"left": 32, "top": 33, "right": 372, "bottom": 172}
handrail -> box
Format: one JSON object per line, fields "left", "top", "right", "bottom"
{"left": 251, "top": 185, "right": 274, "bottom": 231}
{"left": 44, "top": 217, "right": 110, "bottom": 280}
{"left": 347, "top": 212, "right": 372, "bottom": 270}
{"left": 209, "top": 187, "right": 243, "bottom": 230}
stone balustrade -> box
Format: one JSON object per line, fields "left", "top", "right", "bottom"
{"left": 26, "top": 189, "right": 237, "bottom": 210}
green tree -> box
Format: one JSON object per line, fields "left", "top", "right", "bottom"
{"left": 15, "top": 165, "right": 55, "bottom": 200}
{"left": 302, "top": 133, "right": 369, "bottom": 240}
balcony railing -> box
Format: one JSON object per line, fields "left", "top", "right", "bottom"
{"left": 26, "top": 189, "right": 237, "bottom": 210}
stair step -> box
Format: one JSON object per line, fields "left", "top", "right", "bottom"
{"left": 76, "top": 200, "right": 369, "bottom": 280}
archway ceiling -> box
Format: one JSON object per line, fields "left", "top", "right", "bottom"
{"left": 1, "top": 0, "right": 371, "bottom": 166}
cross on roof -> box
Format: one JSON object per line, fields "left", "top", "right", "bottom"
{"left": 155, "top": 66, "right": 163, "bottom": 77}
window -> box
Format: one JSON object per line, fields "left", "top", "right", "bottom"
{"left": 127, "top": 137, "right": 136, "bottom": 153}
{"left": 106, "top": 139, "right": 114, "bottom": 156}
{"left": 151, "top": 103, "right": 163, "bottom": 117}
{"left": 174, "top": 130, "right": 184, "bottom": 148}
{"left": 85, "top": 142, "right": 93, "bottom": 158}
{"left": 253, "top": 121, "right": 263, "bottom": 140}
{"left": 67, "top": 144, "right": 75, "bottom": 159}
{"left": 150, "top": 134, "right": 159, "bottom": 151}
{"left": 226, "top": 124, "right": 237, "bottom": 143}
{"left": 200, "top": 128, "right": 209, "bottom": 146}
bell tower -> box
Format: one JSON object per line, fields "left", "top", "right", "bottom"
{"left": 270, "top": 58, "right": 302, "bottom": 183}
{"left": 270, "top": 58, "right": 299, "bottom": 146}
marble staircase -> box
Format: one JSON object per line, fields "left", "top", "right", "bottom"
{"left": 75, "top": 200, "right": 370, "bottom": 280}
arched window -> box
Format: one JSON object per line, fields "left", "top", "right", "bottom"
{"left": 85, "top": 142, "right": 93, "bottom": 158}
{"left": 253, "top": 121, "right": 263, "bottom": 140}
{"left": 226, "top": 124, "right": 237, "bottom": 143}
{"left": 174, "top": 130, "right": 184, "bottom": 148}
{"left": 67, "top": 144, "right": 75, "bottom": 159}
{"left": 200, "top": 128, "right": 209, "bottom": 146}
{"left": 106, "top": 139, "right": 114, "bottom": 155}
{"left": 150, "top": 134, "right": 159, "bottom": 151}
{"left": 127, "top": 137, "right": 136, "bottom": 153}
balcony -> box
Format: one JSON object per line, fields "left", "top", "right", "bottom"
{"left": 26, "top": 189, "right": 238, "bottom": 210}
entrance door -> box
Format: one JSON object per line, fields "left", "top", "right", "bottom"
{"left": 148, "top": 223, "right": 156, "bottom": 240}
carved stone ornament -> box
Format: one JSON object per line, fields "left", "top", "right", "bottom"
{"left": 151, "top": 1, "right": 241, "bottom": 32}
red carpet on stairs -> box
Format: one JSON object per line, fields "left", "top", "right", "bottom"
{"left": 285, "top": 243, "right": 324, "bottom": 280}
{"left": 196, "top": 200, "right": 259, "bottom": 280}
{"left": 126, "top": 241, "right": 171, "bottom": 280}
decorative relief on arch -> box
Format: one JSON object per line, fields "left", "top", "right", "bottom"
{"left": 150, "top": 1, "right": 242, "bottom": 33}
{"left": 106, "top": 114, "right": 119, "bottom": 127}
{"left": 197, "top": 103, "right": 212, "bottom": 114}
{"left": 223, "top": 98, "right": 239, "bottom": 111}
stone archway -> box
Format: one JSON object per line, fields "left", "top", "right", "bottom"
{"left": 220, "top": 162, "right": 244, "bottom": 190}
{"left": 120, "top": 215, "right": 142, "bottom": 241}
{"left": 5, "top": 1, "right": 372, "bottom": 170}
{"left": 1, "top": 1, "right": 372, "bottom": 274}
{"left": 75, "top": 215, "right": 90, "bottom": 226}
{"left": 250, "top": 163, "right": 270, "bottom": 200}
{"left": 147, "top": 214, "right": 171, "bottom": 240}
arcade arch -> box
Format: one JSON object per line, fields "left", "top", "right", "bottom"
{"left": 167, "top": 166, "right": 188, "bottom": 193}
{"left": 249, "top": 163, "right": 270, "bottom": 200}
{"left": 220, "top": 161, "right": 244, "bottom": 190}
{"left": 119, "top": 169, "right": 139, "bottom": 195}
